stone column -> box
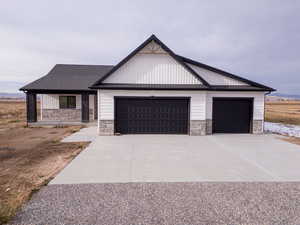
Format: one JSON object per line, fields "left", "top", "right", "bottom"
{"left": 206, "top": 119, "right": 212, "bottom": 135}
{"left": 190, "top": 120, "right": 206, "bottom": 136}
{"left": 252, "top": 120, "right": 263, "bottom": 134}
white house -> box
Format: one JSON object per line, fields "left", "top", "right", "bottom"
{"left": 21, "top": 35, "right": 275, "bottom": 135}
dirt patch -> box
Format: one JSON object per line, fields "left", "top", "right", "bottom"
{"left": 265, "top": 101, "right": 300, "bottom": 125}
{"left": 0, "top": 126, "right": 89, "bottom": 224}
{"left": 279, "top": 136, "right": 300, "bottom": 146}
{"left": 0, "top": 100, "right": 89, "bottom": 224}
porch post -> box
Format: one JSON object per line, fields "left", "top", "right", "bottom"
{"left": 94, "top": 94, "right": 98, "bottom": 120}
{"left": 26, "top": 92, "right": 37, "bottom": 123}
{"left": 81, "top": 93, "right": 89, "bottom": 122}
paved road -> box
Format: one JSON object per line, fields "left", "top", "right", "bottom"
{"left": 10, "top": 182, "right": 300, "bottom": 225}
{"left": 52, "top": 132, "right": 300, "bottom": 184}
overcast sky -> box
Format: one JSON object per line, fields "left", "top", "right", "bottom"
{"left": 0, "top": 0, "right": 299, "bottom": 94}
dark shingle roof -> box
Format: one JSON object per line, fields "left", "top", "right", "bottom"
{"left": 20, "top": 64, "right": 114, "bottom": 92}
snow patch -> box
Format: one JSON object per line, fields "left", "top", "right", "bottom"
{"left": 264, "top": 122, "right": 300, "bottom": 138}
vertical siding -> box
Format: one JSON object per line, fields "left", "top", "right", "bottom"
{"left": 206, "top": 92, "right": 266, "bottom": 120}
{"left": 103, "top": 54, "right": 202, "bottom": 85}
{"left": 188, "top": 64, "right": 248, "bottom": 86}
{"left": 98, "top": 90, "right": 206, "bottom": 121}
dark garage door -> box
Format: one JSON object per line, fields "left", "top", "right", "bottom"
{"left": 115, "top": 98, "right": 189, "bottom": 134}
{"left": 213, "top": 98, "right": 253, "bottom": 133}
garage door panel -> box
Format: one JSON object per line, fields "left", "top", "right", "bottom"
{"left": 115, "top": 98, "right": 189, "bottom": 134}
{"left": 213, "top": 98, "right": 252, "bottom": 133}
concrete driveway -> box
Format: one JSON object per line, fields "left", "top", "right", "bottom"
{"left": 51, "top": 130, "right": 300, "bottom": 184}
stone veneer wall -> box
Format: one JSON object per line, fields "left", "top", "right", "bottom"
{"left": 42, "top": 109, "right": 94, "bottom": 122}
{"left": 99, "top": 120, "right": 114, "bottom": 135}
{"left": 190, "top": 120, "right": 206, "bottom": 136}
{"left": 206, "top": 119, "right": 212, "bottom": 135}
{"left": 252, "top": 120, "right": 263, "bottom": 134}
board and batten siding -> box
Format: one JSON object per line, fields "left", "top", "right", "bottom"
{"left": 205, "top": 92, "right": 265, "bottom": 120}
{"left": 97, "top": 90, "right": 206, "bottom": 121}
{"left": 41, "top": 94, "right": 94, "bottom": 109}
{"left": 188, "top": 64, "right": 248, "bottom": 86}
{"left": 103, "top": 53, "right": 202, "bottom": 85}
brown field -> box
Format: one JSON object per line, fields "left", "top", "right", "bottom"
{"left": 0, "top": 100, "right": 89, "bottom": 224}
{"left": 265, "top": 101, "right": 300, "bottom": 126}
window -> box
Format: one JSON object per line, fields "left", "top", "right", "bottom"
{"left": 59, "top": 96, "right": 76, "bottom": 109}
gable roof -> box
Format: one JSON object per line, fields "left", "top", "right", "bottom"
{"left": 20, "top": 64, "right": 113, "bottom": 92}
{"left": 20, "top": 35, "right": 275, "bottom": 93}
{"left": 177, "top": 55, "right": 275, "bottom": 91}
{"left": 91, "top": 34, "right": 211, "bottom": 88}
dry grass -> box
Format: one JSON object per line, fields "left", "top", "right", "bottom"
{"left": 0, "top": 100, "right": 40, "bottom": 130}
{"left": 265, "top": 101, "right": 300, "bottom": 125}
{"left": 0, "top": 100, "right": 88, "bottom": 224}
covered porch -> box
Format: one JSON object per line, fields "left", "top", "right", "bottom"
{"left": 25, "top": 90, "right": 98, "bottom": 124}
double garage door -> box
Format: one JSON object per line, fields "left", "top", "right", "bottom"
{"left": 115, "top": 97, "right": 253, "bottom": 134}
{"left": 115, "top": 98, "right": 189, "bottom": 134}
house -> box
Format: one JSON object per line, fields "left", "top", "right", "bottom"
{"left": 20, "top": 35, "right": 275, "bottom": 135}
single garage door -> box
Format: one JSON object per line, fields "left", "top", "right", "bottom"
{"left": 115, "top": 98, "right": 189, "bottom": 134}
{"left": 212, "top": 98, "right": 253, "bottom": 133}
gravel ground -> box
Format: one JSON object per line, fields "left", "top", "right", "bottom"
{"left": 9, "top": 182, "right": 300, "bottom": 225}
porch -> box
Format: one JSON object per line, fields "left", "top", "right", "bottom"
{"left": 25, "top": 91, "right": 98, "bottom": 124}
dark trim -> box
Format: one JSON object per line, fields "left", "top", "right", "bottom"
{"left": 81, "top": 93, "right": 90, "bottom": 123}
{"left": 92, "top": 84, "right": 270, "bottom": 91}
{"left": 114, "top": 96, "right": 191, "bottom": 100}
{"left": 90, "top": 34, "right": 210, "bottom": 88}
{"left": 21, "top": 89, "right": 97, "bottom": 94}
{"left": 97, "top": 85, "right": 208, "bottom": 91}
{"left": 113, "top": 96, "right": 191, "bottom": 135}
{"left": 178, "top": 55, "right": 276, "bottom": 92}
{"left": 212, "top": 97, "right": 254, "bottom": 134}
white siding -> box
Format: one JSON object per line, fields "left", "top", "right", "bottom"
{"left": 206, "top": 92, "right": 265, "bottom": 120}
{"left": 41, "top": 94, "right": 94, "bottom": 110}
{"left": 103, "top": 54, "right": 202, "bottom": 85}
{"left": 98, "top": 90, "right": 206, "bottom": 121}
{"left": 188, "top": 64, "right": 248, "bottom": 86}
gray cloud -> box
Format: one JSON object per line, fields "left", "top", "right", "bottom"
{"left": 0, "top": 0, "right": 299, "bottom": 93}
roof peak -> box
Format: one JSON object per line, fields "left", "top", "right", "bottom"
{"left": 91, "top": 34, "right": 210, "bottom": 87}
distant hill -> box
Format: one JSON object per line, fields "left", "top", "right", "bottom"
{"left": 0, "top": 92, "right": 25, "bottom": 99}
{"left": 267, "top": 93, "right": 300, "bottom": 101}
{"left": 270, "top": 93, "right": 300, "bottom": 99}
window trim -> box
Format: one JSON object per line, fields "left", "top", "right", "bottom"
{"left": 59, "top": 96, "right": 76, "bottom": 109}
